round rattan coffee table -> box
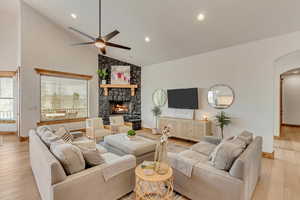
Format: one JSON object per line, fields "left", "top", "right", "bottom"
{"left": 135, "top": 164, "right": 173, "bottom": 200}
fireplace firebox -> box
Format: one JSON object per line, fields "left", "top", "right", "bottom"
{"left": 110, "top": 101, "right": 130, "bottom": 115}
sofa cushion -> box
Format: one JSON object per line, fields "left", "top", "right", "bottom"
{"left": 50, "top": 142, "right": 85, "bottom": 175}
{"left": 190, "top": 141, "right": 217, "bottom": 156}
{"left": 179, "top": 150, "right": 209, "bottom": 163}
{"left": 209, "top": 142, "right": 244, "bottom": 171}
{"left": 102, "top": 152, "right": 122, "bottom": 163}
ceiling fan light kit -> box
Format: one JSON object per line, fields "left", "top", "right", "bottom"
{"left": 69, "top": 0, "right": 131, "bottom": 54}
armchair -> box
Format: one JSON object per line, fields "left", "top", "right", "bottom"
{"left": 86, "top": 118, "right": 111, "bottom": 142}
{"left": 109, "top": 116, "right": 132, "bottom": 133}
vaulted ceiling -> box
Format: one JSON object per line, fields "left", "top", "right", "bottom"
{"left": 8, "top": 0, "right": 300, "bottom": 65}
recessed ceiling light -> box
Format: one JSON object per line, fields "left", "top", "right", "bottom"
{"left": 197, "top": 13, "right": 205, "bottom": 21}
{"left": 71, "top": 13, "right": 77, "bottom": 19}
{"left": 145, "top": 37, "right": 150, "bottom": 43}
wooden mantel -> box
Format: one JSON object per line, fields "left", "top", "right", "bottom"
{"left": 100, "top": 84, "right": 138, "bottom": 96}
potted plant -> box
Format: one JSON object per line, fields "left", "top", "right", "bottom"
{"left": 215, "top": 111, "right": 231, "bottom": 139}
{"left": 97, "top": 68, "right": 109, "bottom": 84}
{"left": 151, "top": 106, "right": 162, "bottom": 134}
{"left": 127, "top": 129, "right": 136, "bottom": 139}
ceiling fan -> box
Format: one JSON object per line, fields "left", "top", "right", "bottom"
{"left": 69, "top": 0, "right": 131, "bottom": 54}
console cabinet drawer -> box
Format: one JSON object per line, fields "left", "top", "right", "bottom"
{"left": 158, "top": 117, "right": 212, "bottom": 142}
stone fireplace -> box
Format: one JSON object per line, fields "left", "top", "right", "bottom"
{"left": 98, "top": 55, "right": 141, "bottom": 125}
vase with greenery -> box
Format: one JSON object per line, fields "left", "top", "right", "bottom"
{"left": 151, "top": 106, "right": 162, "bottom": 134}
{"left": 127, "top": 130, "right": 136, "bottom": 138}
{"left": 215, "top": 111, "right": 231, "bottom": 139}
{"left": 97, "top": 68, "right": 109, "bottom": 84}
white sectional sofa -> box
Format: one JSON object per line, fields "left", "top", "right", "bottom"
{"left": 29, "top": 130, "right": 135, "bottom": 200}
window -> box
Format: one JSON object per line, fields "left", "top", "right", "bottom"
{"left": 40, "top": 76, "right": 89, "bottom": 122}
{"left": 0, "top": 77, "right": 15, "bottom": 121}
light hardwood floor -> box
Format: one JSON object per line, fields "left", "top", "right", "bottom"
{"left": 1, "top": 128, "right": 300, "bottom": 200}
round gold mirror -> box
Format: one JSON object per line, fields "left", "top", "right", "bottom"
{"left": 207, "top": 84, "right": 235, "bottom": 109}
{"left": 152, "top": 89, "right": 167, "bottom": 107}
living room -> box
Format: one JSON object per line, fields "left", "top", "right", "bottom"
{"left": 1, "top": 0, "right": 300, "bottom": 200}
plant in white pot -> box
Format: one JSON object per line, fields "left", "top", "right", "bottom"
{"left": 151, "top": 106, "right": 162, "bottom": 134}
{"left": 97, "top": 68, "right": 109, "bottom": 84}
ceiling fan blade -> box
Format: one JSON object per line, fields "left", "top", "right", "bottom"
{"left": 102, "top": 30, "right": 120, "bottom": 41}
{"left": 69, "top": 27, "right": 96, "bottom": 41}
{"left": 106, "top": 42, "right": 131, "bottom": 50}
{"left": 100, "top": 47, "right": 106, "bottom": 54}
{"left": 71, "top": 42, "right": 95, "bottom": 46}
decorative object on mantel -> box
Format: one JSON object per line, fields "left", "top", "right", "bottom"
{"left": 100, "top": 84, "right": 138, "bottom": 96}
{"left": 154, "top": 126, "right": 171, "bottom": 175}
{"left": 111, "top": 66, "right": 130, "bottom": 84}
{"left": 97, "top": 68, "right": 108, "bottom": 84}
{"left": 208, "top": 84, "right": 235, "bottom": 109}
{"left": 127, "top": 129, "right": 136, "bottom": 139}
{"left": 151, "top": 106, "right": 162, "bottom": 135}
{"left": 215, "top": 111, "right": 231, "bottom": 139}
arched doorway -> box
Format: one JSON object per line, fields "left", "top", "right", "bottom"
{"left": 274, "top": 50, "right": 300, "bottom": 139}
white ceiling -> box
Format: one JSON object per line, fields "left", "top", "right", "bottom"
{"left": 18, "top": 0, "right": 300, "bottom": 66}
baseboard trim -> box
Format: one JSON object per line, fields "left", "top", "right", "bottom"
{"left": 0, "top": 132, "right": 16, "bottom": 135}
{"left": 281, "top": 123, "right": 300, "bottom": 128}
{"left": 262, "top": 151, "right": 275, "bottom": 160}
{"left": 19, "top": 136, "right": 29, "bottom": 142}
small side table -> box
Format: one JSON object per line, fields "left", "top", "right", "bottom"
{"left": 135, "top": 164, "right": 173, "bottom": 200}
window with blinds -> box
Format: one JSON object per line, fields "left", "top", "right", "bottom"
{"left": 40, "top": 76, "right": 89, "bottom": 122}
{"left": 0, "top": 78, "right": 14, "bottom": 121}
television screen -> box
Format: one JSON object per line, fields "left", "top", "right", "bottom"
{"left": 167, "top": 88, "right": 198, "bottom": 109}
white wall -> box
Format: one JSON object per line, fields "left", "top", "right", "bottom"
{"left": 0, "top": 6, "right": 20, "bottom": 132}
{"left": 142, "top": 31, "right": 300, "bottom": 153}
{"left": 282, "top": 74, "right": 300, "bottom": 125}
{"left": 20, "top": 3, "right": 98, "bottom": 136}
{"left": 0, "top": 11, "right": 19, "bottom": 68}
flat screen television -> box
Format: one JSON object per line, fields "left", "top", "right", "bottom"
{"left": 167, "top": 88, "right": 198, "bottom": 109}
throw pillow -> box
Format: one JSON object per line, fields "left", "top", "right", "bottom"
{"left": 36, "top": 126, "right": 53, "bottom": 138}
{"left": 209, "top": 142, "right": 244, "bottom": 171}
{"left": 41, "top": 130, "right": 60, "bottom": 147}
{"left": 79, "top": 147, "right": 106, "bottom": 167}
{"left": 60, "top": 131, "right": 74, "bottom": 144}
{"left": 50, "top": 142, "right": 85, "bottom": 175}
{"left": 54, "top": 127, "right": 68, "bottom": 138}
{"left": 227, "top": 136, "right": 247, "bottom": 149}
{"left": 238, "top": 131, "right": 253, "bottom": 145}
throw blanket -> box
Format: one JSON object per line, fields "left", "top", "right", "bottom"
{"left": 102, "top": 155, "right": 136, "bottom": 181}
{"left": 168, "top": 152, "right": 199, "bottom": 178}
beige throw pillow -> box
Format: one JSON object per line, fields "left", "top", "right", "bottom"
{"left": 80, "top": 147, "right": 105, "bottom": 167}
{"left": 209, "top": 142, "right": 244, "bottom": 171}
{"left": 41, "top": 130, "right": 60, "bottom": 147}
{"left": 37, "top": 126, "right": 53, "bottom": 138}
{"left": 238, "top": 131, "right": 253, "bottom": 145}
{"left": 50, "top": 142, "right": 85, "bottom": 175}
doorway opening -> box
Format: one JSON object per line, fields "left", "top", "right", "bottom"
{"left": 277, "top": 68, "right": 300, "bottom": 151}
